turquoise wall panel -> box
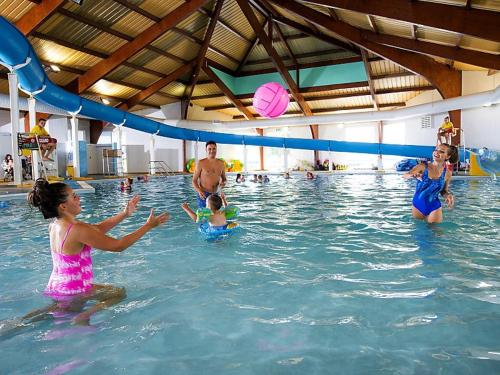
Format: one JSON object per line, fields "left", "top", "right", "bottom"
{"left": 212, "top": 62, "right": 367, "bottom": 95}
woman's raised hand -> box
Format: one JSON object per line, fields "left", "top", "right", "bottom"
{"left": 124, "top": 195, "right": 140, "bottom": 217}
{"left": 146, "top": 209, "right": 170, "bottom": 229}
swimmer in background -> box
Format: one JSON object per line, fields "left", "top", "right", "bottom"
{"left": 404, "top": 143, "right": 458, "bottom": 224}
{"left": 4, "top": 179, "right": 169, "bottom": 330}
{"left": 263, "top": 175, "right": 270, "bottom": 183}
{"left": 192, "top": 141, "right": 226, "bottom": 208}
{"left": 181, "top": 192, "right": 229, "bottom": 228}
{"left": 306, "top": 171, "right": 315, "bottom": 180}
{"left": 121, "top": 177, "right": 133, "bottom": 192}
{"left": 236, "top": 173, "right": 245, "bottom": 183}
{"left": 137, "top": 175, "right": 149, "bottom": 182}
{"left": 250, "top": 174, "right": 258, "bottom": 182}
{"left": 257, "top": 175, "right": 263, "bottom": 183}
{"left": 283, "top": 172, "right": 291, "bottom": 179}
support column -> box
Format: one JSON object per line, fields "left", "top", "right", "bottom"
{"left": 70, "top": 115, "right": 80, "bottom": 178}
{"left": 377, "top": 121, "right": 384, "bottom": 170}
{"left": 8, "top": 73, "right": 22, "bottom": 185}
{"left": 28, "top": 97, "right": 41, "bottom": 180}
{"left": 329, "top": 149, "right": 333, "bottom": 171}
{"left": 283, "top": 147, "right": 288, "bottom": 172}
{"left": 243, "top": 144, "right": 248, "bottom": 174}
{"left": 150, "top": 134, "right": 156, "bottom": 175}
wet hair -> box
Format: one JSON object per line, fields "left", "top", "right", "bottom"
{"left": 207, "top": 194, "right": 223, "bottom": 211}
{"left": 206, "top": 140, "right": 216, "bottom": 148}
{"left": 27, "top": 178, "right": 69, "bottom": 219}
{"left": 4, "top": 154, "right": 12, "bottom": 162}
{"left": 442, "top": 143, "right": 458, "bottom": 164}
{"left": 236, "top": 173, "right": 241, "bottom": 179}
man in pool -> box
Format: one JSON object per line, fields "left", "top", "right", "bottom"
{"left": 192, "top": 140, "right": 227, "bottom": 208}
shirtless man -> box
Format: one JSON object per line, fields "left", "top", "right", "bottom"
{"left": 192, "top": 141, "right": 227, "bottom": 208}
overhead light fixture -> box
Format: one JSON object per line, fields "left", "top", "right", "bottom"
{"left": 101, "top": 97, "right": 111, "bottom": 105}
{"left": 50, "top": 64, "right": 61, "bottom": 72}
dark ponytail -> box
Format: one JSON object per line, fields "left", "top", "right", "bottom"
{"left": 27, "top": 178, "right": 69, "bottom": 219}
{"left": 443, "top": 143, "right": 459, "bottom": 164}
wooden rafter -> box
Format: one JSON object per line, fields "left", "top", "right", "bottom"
{"left": 15, "top": 0, "right": 64, "bottom": 35}
{"left": 182, "top": 0, "right": 225, "bottom": 119}
{"left": 202, "top": 64, "right": 255, "bottom": 120}
{"left": 68, "top": 0, "right": 209, "bottom": 94}
{"left": 57, "top": 8, "right": 186, "bottom": 64}
{"left": 367, "top": 15, "right": 378, "bottom": 34}
{"left": 236, "top": 19, "right": 269, "bottom": 74}
{"left": 253, "top": 0, "right": 360, "bottom": 55}
{"left": 247, "top": 47, "right": 344, "bottom": 65}
{"left": 232, "top": 102, "right": 406, "bottom": 119}
{"left": 237, "top": 0, "right": 312, "bottom": 117}
{"left": 361, "top": 50, "right": 378, "bottom": 110}
{"left": 202, "top": 85, "right": 432, "bottom": 110}
{"left": 304, "top": 0, "right": 500, "bottom": 43}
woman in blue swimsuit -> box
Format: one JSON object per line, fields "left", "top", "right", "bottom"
{"left": 404, "top": 143, "right": 458, "bottom": 223}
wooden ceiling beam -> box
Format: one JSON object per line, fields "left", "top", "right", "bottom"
{"left": 202, "top": 85, "right": 431, "bottom": 110}
{"left": 304, "top": 0, "right": 500, "bottom": 43}
{"left": 15, "top": 0, "right": 64, "bottom": 36}
{"left": 183, "top": 0, "right": 225, "bottom": 119}
{"left": 58, "top": 8, "right": 187, "bottom": 64}
{"left": 362, "top": 33, "right": 500, "bottom": 71}
{"left": 231, "top": 102, "right": 406, "bottom": 119}
{"left": 237, "top": 0, "right": 312, "bottom": 117}
{"left": 202, "top": 64, "right": 255, "bottom": 120}
{"left": 68, "top": 0, "right": 209, "bottom": 94}
{"left": 253, "top": 0, "right": 360, "bottom": 55}
{"left": 361, "top": 49, "right": 378, "bottom": 110}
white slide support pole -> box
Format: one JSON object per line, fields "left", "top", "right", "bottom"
{"left": 27, "top": 96, "right": 41, "bottom": 180}
{"left": 243, "top": 144, "right": 248, "bottom": 174}
{"left": 150, "top": 134, "right": 156, "bottom": 175}
{"left": 8, "top": 73, "right": 22, "bottom": 185}
{"left": 70, "top": 115, "right": 80, "bottom": 178}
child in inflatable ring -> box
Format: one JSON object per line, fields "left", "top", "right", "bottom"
{"left": 181, "top": 192, "right": 236, "bottom": 230}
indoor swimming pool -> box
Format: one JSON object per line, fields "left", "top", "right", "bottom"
{"left": 0, "top": 174, "right": 498, "bottom": 374}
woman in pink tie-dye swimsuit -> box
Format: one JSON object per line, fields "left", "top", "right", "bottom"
{"left": 21, "top": 178, "right": 170, "bottom": 324}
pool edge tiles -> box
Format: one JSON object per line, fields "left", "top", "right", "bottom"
{"left": 0, "top": 180, "right": 95, "bottom": 201}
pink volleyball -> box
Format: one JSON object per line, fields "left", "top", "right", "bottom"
{"left": 253, "top": 82, "right": 289, "bottom": 118}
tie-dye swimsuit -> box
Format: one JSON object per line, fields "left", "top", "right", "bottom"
{"left": 45, "top": 223, "right": 93, "bottom": 300}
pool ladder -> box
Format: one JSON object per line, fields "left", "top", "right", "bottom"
{"left": 149, "top": 160, "right": 175, "bottom": 176}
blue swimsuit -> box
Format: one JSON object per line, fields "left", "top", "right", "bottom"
{"left": 412, "top": 163, "right": 447, "bottom": 216}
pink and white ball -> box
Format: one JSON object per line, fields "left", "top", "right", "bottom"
{"left": 253, "top": 82, "right": 289, "bottom": 118}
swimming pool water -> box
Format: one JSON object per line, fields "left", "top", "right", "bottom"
{"left": 0, "top": 175, "right": 499, "bottom": 374}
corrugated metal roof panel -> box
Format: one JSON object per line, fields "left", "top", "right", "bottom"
{"left": 111, "top": 11, "right": 154, "bottom": 37}
{"left": 421, "top": 0, "right": 466, "bottom": 6}
{"left": 418, "top": 27, "right": 461, "bottom": 46}
{"left": 39, "top": 14, "right": 101, "bottom": 47}
{"left": 143, "top": 93, "right": 177, "bottom": 107}
{"left": 472, "top": 0, "right": 500, "bottom": 11}
{"left": 176, "top": 10, "right": 206, "bottom": 32}
{"left": 302, "top": 86, "right": 370, "bottom": 99}
{"left": 88, "top": 80, "right": 139, "bottom": 98}
{"left": 121, "top": 70, "right": 159, "bottom": 87}
{"left": 374, "top": 75, "right": 430, "bottom": 90}
{"left": 63, "top": 0, "right": 130, "bottom": 26}
{"left": 460, "top": 35, "right": 500, "bottom": 54}
{"left": 166, "top": 38, "right": 199, "bottom": 61}
{"left": 205, "top": 50, "right": 239, "bottom": 71}
{"left": 192, "top": 83, "right": 222, "bottom": 97}
{"left": 210, "top": 24, "right": 249, "bottom": 61}
{"left": 29, "top": 36, "right": 102, "bottom": 69}
{"left": 106, "top": 65, "right": 136, "bottom": 82}
{"left": 377, "top": 92, "right": 422, "bottom": 105}
{"left": 0, "top": 0, "right": 35, "bottom": 22}
{"left": 160, "top": 81, "right": 186, "bottom": 97}
{"left": 369, "top": 59, "right": 405, "bottom": 76}
{"left": 144, "top": 56, "right": 183, "bottom": 75}
{"left": 371, "top": 17, "right": 413, "bottom": 38}
{"left": 453, "top": 61, "right": 488, "bottom": 71}
{"left": 220, "top": 0, "right": 256, "bottom": 41}
{"left": 333, "top": 9, "right": 373, "bottom": 31}
{"left": 85, "top": 33, "right": 128, "bottom": 55}
{"left": 140, "top": 0, "right": 185, "bottom": 18}
{"left": 192, "top": 97, "right": 232, "bottom": 109}
{"left": 309, "top": 96, "right": 372, "bottom": 109}
{"left": 47, "top": 71, "right": 78, "bottom": 87}
{"left": 287, "top": 36, "right": 336, "bottom": 54}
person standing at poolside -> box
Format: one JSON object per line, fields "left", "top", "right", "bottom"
{"left": 192, "top": 141, "right": 227, "bottom": 208}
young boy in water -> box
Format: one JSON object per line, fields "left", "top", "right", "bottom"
{"left": 181, "top": 193, "right": 228, "bottom": 228}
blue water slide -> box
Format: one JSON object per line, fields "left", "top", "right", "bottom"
{"left": 0, "top": 16, "right": 434, "bottom": 158}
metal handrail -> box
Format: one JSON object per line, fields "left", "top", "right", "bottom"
{"left": 149, "top": 160, "right": 175, "bottom": 176}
